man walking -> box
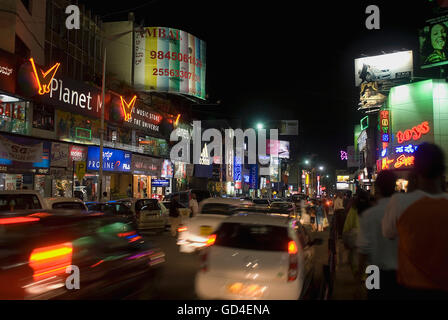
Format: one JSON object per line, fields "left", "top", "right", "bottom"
{"left": 189, "top": 193, "right": 199, "bottom": 218}
{"left": 169, "top": 195, "right": 182, "bottom": 237}
{"left": 382, "top": 143, "right": 448, "bottom": 299}
{"left": 358, "top": 170, "right": 398, "bottom": 299}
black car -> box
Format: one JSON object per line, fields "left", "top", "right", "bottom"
{"left": 0, "top": 210, "right": 165, "bottom": 299}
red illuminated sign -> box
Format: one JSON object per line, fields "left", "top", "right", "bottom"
{"left": 120, "top": 95, "right": 137, "bottom": 121}
{"left": 29, "top": 58, "right": 60, "bottom": 95}
{"left": 394, "top": 155, "right": 414, "bottom": 169}
{"left": 396, "top": 121, "right": 430, "bottom": 144}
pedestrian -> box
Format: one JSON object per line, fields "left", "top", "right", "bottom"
{"left": 189, "top": 193, "right": 199, "bottom": 218}
{"left": 127, "top": 184, "right": 132, "bottom": 198}
{"left": 342, "top": 189, "right": 371, "bottom": 277}
{"left": 169, "top": 195, "right": 182, "bottom": 237}
{"left": 315, "top": 200, "right": 325, "bottom": 232}
{"left": 382, "top": 143, "right": 448, "bottom": 299}
{"left": 101, "top": 191, "right": 108, "bottom": 202}
{"left": 333, "top": 192, "right": 345, "bottom": 238}
{"left": 357, "top": 170, "right": 398, "bottom": 300}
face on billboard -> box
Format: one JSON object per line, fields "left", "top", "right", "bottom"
{"left": 354, "top": 51, "right": 413, "bottom": 87}
{"left": 134, "top": 27, "right": 206, "bottom": 100}
{"left": 420, "top": 16, "right": 448, "bottom": 69}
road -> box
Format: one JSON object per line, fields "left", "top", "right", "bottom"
{"left": 133, "top": 227, "right": 330, "bottom": 300}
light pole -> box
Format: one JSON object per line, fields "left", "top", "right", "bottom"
{"left": 98, "top": 47, "right": 106, "bottom": 202}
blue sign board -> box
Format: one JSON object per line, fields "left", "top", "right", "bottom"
{"left": 249, "top": 164, "right": 258, "bottom": 189}
{"left": 151, "top": 179, "right": 170, "bottom": 187}
{"left": 87, "top": 146, "right": 131, "bottom": 172}
{"left": 233, "top": 156, "right": 242, "bottom": 182}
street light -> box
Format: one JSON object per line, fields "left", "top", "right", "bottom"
{"left": 304, "top": 160, "right": 310, "bottom": 165}
{"left": 319, "top": 166, "right": 324, "bottom": 171}
{"left": 256, "top": 123, "right": 264, "bottom": 130}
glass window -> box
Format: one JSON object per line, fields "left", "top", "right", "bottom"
{"left": 32, "top": 104, "right": 54, "bottom": 131}
{"left": 52, "top": 202, "right": 85, "bottom": 210}
{"left": 0, "top": 194, "right": 43, "bottom": 212}
{"left": 215, "top": 222, "right": 290, "bottom": 252}
{"left": 135, "top": 199, "right": 158, "bottom": 212}
{"left": 0, "top": 101, "right": 28, "bottom": 134}
{"left": 201, "top": 203, "right": 239, "bottom": 216}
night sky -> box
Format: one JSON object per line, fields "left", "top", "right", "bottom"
{"left": 82, "top": 0, "right": 437, "bottom": 171}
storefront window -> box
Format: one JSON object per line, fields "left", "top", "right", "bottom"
{"left": 52, "top": 178, "right": 73, "bottom": 198}
{"left": 0, "top": 100, "right": 29, "bottom": 135}
{"left": 33, "top": 104, "right": 55, "bottom": 131}
{"left": 138, "top": 136, "right": 169, "bottom": 157}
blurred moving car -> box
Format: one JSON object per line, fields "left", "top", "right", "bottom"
{"left": 195, "top": 213, "right": 319, "bottom": 300}
{"left": 85, "top": 201, "right": 137, "bottom": 224}
{"left": 0, "top": 210, "right": 165, "bottom": 299}
{"left": 116, "top": 198, "right": 167, "bottom": 232}
{"left": 162, "top": 200, "right": 191, "bottom": 221}
{"left": 0, "top": 190, "right": 48, "bottom": 213}
{"left": 252, "top": 199, "right": 271, "bottom": 208}
{"left": 164, "top": 189, "right": 211, "bottom": 208}
{"left": 177, "top": 198, "right": 254, "bottom": 253}
{"left": 269, "top": 201, "right": 298, "bottom": 218}
{"left": 44, "top": 198, "right": 88, "bottom": 211}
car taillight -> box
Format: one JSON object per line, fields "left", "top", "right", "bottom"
{"left": 29, "top": 242, "right": 73, "bottom": 281}
{"left": 0, "top": 217, "right": 40, "bottom": 225}
{"left": 200, "top": 251, "right": 208, "bottom": 272}
{"left": 206, "top": 234, "right": 216, "bottom": 247}
{"left": 178, "top": 226, "right": 187, "bottom": 232}
{"left": 288, "top": 240, "right": 298, "bottom": 282}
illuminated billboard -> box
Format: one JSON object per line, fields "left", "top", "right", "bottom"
{"left": 134, "top": 27, "right": 206, "bottom": 99}
{"left": 267, "top": 140, "right": 290, "bottom": 159}
{"left": 419, "top": 15, "right": 448, "bottom": 69}
{"left": 354, "top": 51, "right": 413, "bottom": 87}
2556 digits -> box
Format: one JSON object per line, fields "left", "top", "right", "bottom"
{"left": 152, "top": 68, "right": 200, "bottom": 82}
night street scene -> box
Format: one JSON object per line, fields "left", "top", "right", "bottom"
{"left": 1, "top": 0, "right": 448, "bottom": 310}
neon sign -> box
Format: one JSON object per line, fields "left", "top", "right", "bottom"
{"left": 396, "top": 121, "right": 430, "bottom": 144}
{"left": 381, "top": 158, "right": 394, "bottom": 170}
{"left": 120, "top": 95, "right": 137, "bottom": 121}
{"left": 29, "top": 58, "right": 60, "bottom": 95}
{"left": 340, "top": 151, "right": 348, "bottom": 160}
{"left": 395, "top": 144, "right": 418, "bottom": 154}
{"left": 394, "top": 155, "right": 414, "bottom": 169}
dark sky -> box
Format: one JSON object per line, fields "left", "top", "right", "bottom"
{"left": 82, "top": 0, "right": 437, "bottom": 171}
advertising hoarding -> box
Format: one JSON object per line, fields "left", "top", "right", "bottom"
{"left": 354, "top": 51, "right": 413, "bottom": 87}
{"left": 87, "top": 147, "right": 132, "bottom": 172}
{"left": 134, "top": 27, "right": 206, "bottom": 99}
{"left": 161, "top": 159, "right": 173, "bottom": 178}
{"left": 267, "top": 140, "right": 290, "bottom": 159}
{"left": 151, "top": 178, "right": 170, "bottom": 187}
{"left": 419, "top": 15, "right": 448, "bottom": 69}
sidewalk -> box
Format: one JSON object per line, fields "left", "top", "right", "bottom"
{"left": 330, "top": 241, "right": 367, "bottom": 300}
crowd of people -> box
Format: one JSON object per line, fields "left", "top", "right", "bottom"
{"left": 326, "top": 142, "right": 448, "bottom": 300}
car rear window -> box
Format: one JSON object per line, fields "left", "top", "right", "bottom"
{"left": 0, "top": 194, "right": 42, "bottom": 212}
{"left": 52, "top": 202, "right": 85, "bottom": 210}
{"left": 215, "top": 222, "right": 290, "bottom": 251}
{"left": 270, "top": 203, "right": 292, "bottom": 209}
{"left": 201, "top": 203, "right": 239, "bottom": 216}
{"left": 136, "top": 199, "right": 159, "bottom": 211}
{"left": 253, "top": 199, "right": 269, "bottom": 205}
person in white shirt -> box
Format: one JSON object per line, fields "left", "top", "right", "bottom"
{"left": 189, "top": 193, "right": 199, "bottom": 218}
{"left": 357, "top": 170, "right": 398, "bottom": 300}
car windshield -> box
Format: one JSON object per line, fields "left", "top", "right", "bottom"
{"left": 201, "top": 203, "right": 241, "bottom": 215}
{"left": 52, "top": 202, "right": 85, "bottom": 210}
{"left": 136, "top": 199, "right": 159, "bottom": 211}
{"left": 270, "top": 203, "right": 292, "bottom": 209}
{"left": 0, "top": 194, "right": 42, "bottom": 212}
{"left": 215, "top": 222, "right": 290, "bottom": 251}
{"left": 253, "top": 199, "right": 269, "bottom": 205}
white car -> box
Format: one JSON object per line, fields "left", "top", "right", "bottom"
{"left": 44, "top": 197, "right": 88, "bottom": 211}
{"left": 0, "top": 190, "right": 49, "bottom": 213}
{"left": 195, "top": 213, "right": 317, "bottom": 300}
{"left": 177, "top": 198, "right": 254, "bottom": 253}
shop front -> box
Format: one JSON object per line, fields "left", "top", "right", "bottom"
{"left": 131, "top": 154, "right": 162, "bottom": 199}
{"left": 85, "top": 146, "right": 132, "bottom": 201}
{"left": 151, "top": 159, "right": 174, "bottom": 200}
{"left": 378, "top": 79, "right": 448, "bottom": 189}
{"left": 173, "top": 161, "right": 188, "bottom": 193}
{"left": 0, "top": 133, "right": 50, "bottom": 196}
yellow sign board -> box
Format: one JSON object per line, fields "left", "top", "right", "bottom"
{"left": 75, "top": 161, "right": 86, "bottom": 181}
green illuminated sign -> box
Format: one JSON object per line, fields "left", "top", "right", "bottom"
{"left": 360, "top": 116, "right": 369, "bottom": 130}
{"left": 75, "top": 127, "right": 92, "bottom": 140}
